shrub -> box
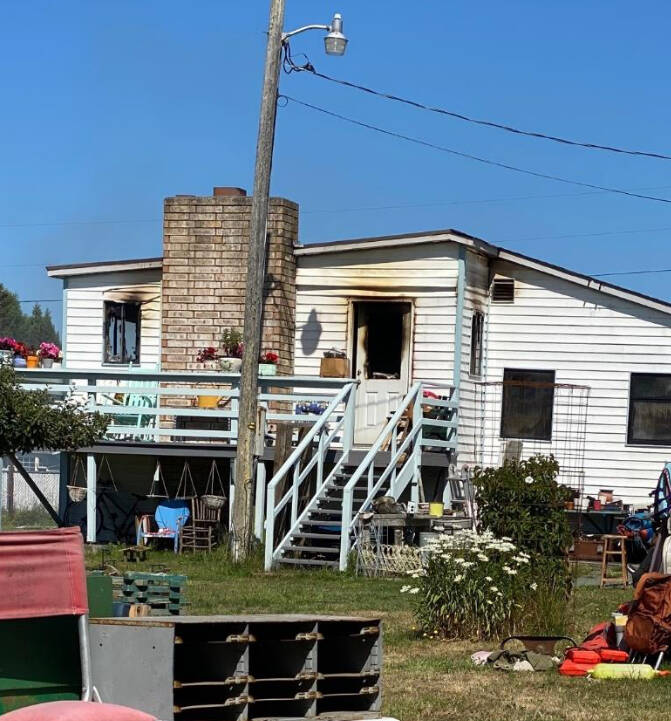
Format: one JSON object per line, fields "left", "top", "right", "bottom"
{"left": 407, "top": 529, "right": 537, "bottom": 639}
{"left": 472, "top": 455, "right": 573, "bottom": 558}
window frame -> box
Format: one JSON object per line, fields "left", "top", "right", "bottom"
{"left": 103, "top": 300, "right": 142, "bottom": 365}
{"left": 627, "top": 372, "right": 671, "bottom": 446}
{"left": 500, "top": 368, "right": 556, "bottom": 442}
{"left": 469, "top": 310, "right": 484, "bottom": 377}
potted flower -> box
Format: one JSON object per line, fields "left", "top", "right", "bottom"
{"left": 219, "top": 328, "right": 243, "bottom": 372}
{"left": 11, "top": 340, "right": 29, "bottom": 368}
{"left": 38, "top": 342, "right": 60, "bottom": 368}
{"left": 25, "top": 347, "right": 39, "bottom": 368}
{"left": 0, "top": 337, "right": 16, "bottom": 367}
{"left": 196, "top": 346, "right": 219, "bottom": 370}
{"left": 259, "top": 351, "right": 279, "bottom": 376}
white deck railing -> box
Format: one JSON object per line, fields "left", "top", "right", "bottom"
{"left": 14, "top": 367, "right": 354, "bottom": 446}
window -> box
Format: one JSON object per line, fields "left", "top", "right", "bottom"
{"left": 628, "top": 373, "right": 671, "bottom": 445}
{"left": 492, "top": 278, "right": 515, "bottom": 303}
{"left": 103, "top": 301, "right": 141, "bottom": 364}
{"left": 500, "top": 369, "right": 555, "bottom": 441}
{"left": 469, "top": 311, "right": 484, "bottom": 376}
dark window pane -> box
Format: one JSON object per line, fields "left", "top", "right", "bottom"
{"left": 631, "top": 373, "right": 671, "bottom": 400}
{"left": 500, "top": 369, "right": 555, "bottom": 441}
{"left": 628, "top": 373, "right": 671, "bottom": 445}
{"left": 470, "top": 312, "right": 484, "bottom": 376}
{"left": 103, "top": 301, "right": 141, "bottom": 365}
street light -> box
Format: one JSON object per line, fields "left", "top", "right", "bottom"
{"left": 281, "top": 12, "right": 348, "bottom": 56}
{"left": 232, "top": 2, "right": 349, "bottom": 562}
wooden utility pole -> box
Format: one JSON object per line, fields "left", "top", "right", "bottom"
{"left": 232, "top": 0, "right": 286, "bottom": 560}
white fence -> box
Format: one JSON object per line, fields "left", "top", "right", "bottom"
{"left": 1, "top": 468, "right": 59, "bottom": 512}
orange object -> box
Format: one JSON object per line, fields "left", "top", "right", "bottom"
{"left": 559, "top": 659, "right": 597, "bottom": 677}
{"left": 565, "top": 648, "right": 601, "bottom": 665}
{"left": 599, "top": 648, "right": 629, "bottom": 663}
{"left": 26, "top": 355, "right": 39, "bottom": 368}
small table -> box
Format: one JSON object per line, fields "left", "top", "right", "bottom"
{"left": 566, "top": 509, "right": 626, "bottom": 536}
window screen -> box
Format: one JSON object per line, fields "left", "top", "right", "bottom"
{"left": 103, "top": 301, "right": 141, "bottom": 364}
{"left": 628, "top": 373, "right": 671, "bottom": 445}
{"left": 500, "top": 369, "right": 555, "bottom": 441}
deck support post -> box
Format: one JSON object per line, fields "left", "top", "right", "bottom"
{"left": 254, "top": 461, "right": 266, "bottom": 541}
{"left": 86, "top": 453, "right": 97, "bottom": 543}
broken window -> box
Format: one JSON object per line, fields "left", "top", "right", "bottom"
{"left": 103, "top": 301, "right": 141, "bottom": 364}
{"left": 628, "top": 373, "right": 671, "bottom": 445}
{"left": 500, "top": 368, "right": 555, "bottom": 441}
{"left": 470, "top": 311, "right": 484, "bottom": 377}
{"left": 355, "top": 302, "right": 409, "bottom": 380}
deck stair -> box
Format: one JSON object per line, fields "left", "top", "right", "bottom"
{"left": 265, "top": 381, "right": 459, "bottom": 572}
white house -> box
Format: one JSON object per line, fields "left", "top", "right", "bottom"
{"left": 46, "top": 223, "right": 671, "bottom": 509}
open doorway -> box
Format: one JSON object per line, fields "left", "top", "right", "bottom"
{"left": 352, "top": 301, "right": 412, "bottom": 445}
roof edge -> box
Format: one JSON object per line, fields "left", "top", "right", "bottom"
{"left": 47, "top": 257, "right": 163, "bottom": 278}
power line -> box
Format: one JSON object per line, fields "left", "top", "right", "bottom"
{"left": 286, "top": 56, "right": 671, "bottom": 162}
{"left": 593, "top": 268, "right": 671, "bottom": 278}
{"left": 0, "top": 218, "right": 161, "bottom": 229}
{"left": 501, "top": 224, "right": 671, "bottom": 244}
{"left": 282, "top": 95, "right": 671, "bottom": 206}
{"left": 16, "top": 298, "right": 61, "bottom": 303}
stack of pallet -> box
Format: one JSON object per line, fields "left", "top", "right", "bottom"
{"left": 117, "top": 572, "right": 187, "bottom": 616}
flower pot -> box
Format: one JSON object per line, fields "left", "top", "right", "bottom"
{"left": 26, "top": 355, "right": 39, "bottom": 369}
{"left": 0, "top": 350, "right": 12, "bottom": 367}
{"left": 259, "top": 363, "right": 277, "bottom": 376}
{"left": 41, "top": 358, "right": 54, "bottom": 368}
{"left": 197, "top": 395, "right": 221, "bottom": 409}
{"left": 13, "top": 356, "right": 26, "bottom": 368}
{"left": 53, "top": 360, "right": 62, "bottom": 369}
{"left": 219, "top": 357, "right": 242, "bottom": 372}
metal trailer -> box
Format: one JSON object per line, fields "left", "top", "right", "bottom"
{"left": 89, "top": 614, "right": 382, "bottom": 721}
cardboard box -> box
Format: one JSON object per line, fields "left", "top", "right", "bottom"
{"left": 320, "top": 357, "right": 349, "bottom": 378}
{"left": 570, "top": 538, "right": 605, "bottom": 562}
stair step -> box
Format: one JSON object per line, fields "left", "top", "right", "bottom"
{"left": 311, "top": 508, "right": 342, "bottom": 516}
{"left": 292, "top": 531, "right": 340, "bottom": 540}
{"left": 278, "top": 557, "right": 339, "bottom": 568}
{"left": 301, "top": 519, "right": 342, "bottom": 528}
{"left": 285, "top": 545, "right": 339, "bottom": 554}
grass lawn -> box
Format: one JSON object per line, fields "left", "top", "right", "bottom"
{"left": 88, "top": 547, "right": 666, "bottom": 721}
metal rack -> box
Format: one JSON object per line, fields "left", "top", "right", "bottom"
{"left": 89, "top": 615, "right": 382, "bottom": 720}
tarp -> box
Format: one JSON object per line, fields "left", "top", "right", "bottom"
{"left": 0, "top": 527, "right": 88, "bottom": 620}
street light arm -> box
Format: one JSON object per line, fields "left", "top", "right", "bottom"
{"left": 281, "top": 24, "right": 330, "bottom": 42}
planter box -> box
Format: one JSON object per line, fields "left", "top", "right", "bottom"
{"left": 259, "top": 363, "right": 277, "bottom": 376}
{"left": 320, "top": 357, "right": 349, "bottom": 378}
{"left": 219, "top": 357, "right": 242, "bottom": 372}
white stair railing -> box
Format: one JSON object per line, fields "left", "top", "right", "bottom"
{"left": 264, "top": 382, "right": 356, "bottom": 571}
{"left": 339, "top": 381, "right": 459, "bottom": 571}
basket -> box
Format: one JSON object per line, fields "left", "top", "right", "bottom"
{"left": 201, "top": 494, "right": 226, "bottom": 510}
{"left": 68, "top": 485, "right": 87, "bottom": 502}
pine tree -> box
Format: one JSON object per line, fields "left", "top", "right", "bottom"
{"left": 0, "top": 285, "right": 26, "bottom": 338}
{"left": 0, "top": 285, "right": 60, "bottom": 348}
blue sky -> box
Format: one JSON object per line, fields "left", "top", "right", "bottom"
{"left": 1, "top": 1, "right": 671, "bottom": 330}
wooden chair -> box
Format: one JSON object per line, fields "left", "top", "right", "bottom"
{"left": 180, "top": 497, "right": 224, "bottom": 553}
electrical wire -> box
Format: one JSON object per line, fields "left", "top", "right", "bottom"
{"left": 283, "top": 45, "right": 671, "bottom": 162}
{"left": 282, "top": 95, "right": 671, "bottom": 206}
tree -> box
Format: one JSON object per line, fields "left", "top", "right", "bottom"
{"left": 0, "top": 366, "right": 108, "bottom": 525}
{"left": 0, "top": 285, "right": 25, "bottom": 339}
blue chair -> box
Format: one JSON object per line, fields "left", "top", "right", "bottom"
{"left": 137, "top": 500, "right": 190, "bottom": 553}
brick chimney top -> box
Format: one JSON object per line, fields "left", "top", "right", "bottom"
{"left": 213, "top": 186, "right": 247, "bottom": 197}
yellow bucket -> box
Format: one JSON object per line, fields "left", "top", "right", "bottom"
{"left": 429, "top": 502, "right": 444, "bottom": 517}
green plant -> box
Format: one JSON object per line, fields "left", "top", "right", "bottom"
{"left": 472, "top": 455, "right": 573, "bottom": 558}
{"left": 407, "top": 529, "right": 537, "bottom": 639}
{"left": 220, "top": 328, "right": 243, "bottom": 357}
{"left": 0, "top": 365, "right": 108, "bottom": 524}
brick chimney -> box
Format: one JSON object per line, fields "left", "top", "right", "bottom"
{"left": 161, "top": 188, "right": 298, "bottom": 375}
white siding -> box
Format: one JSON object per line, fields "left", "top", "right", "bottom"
{"left": 295, "top": 243, "right": 460, "bottom": 382}
{"left": 458, "top": 251, "right": 491, "bottom": 465}
{"left": 64, "top": 269, "right": 161, "bottom": 370}
{"left": 486, "top": 260, "right": 671, "bottom": 505}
